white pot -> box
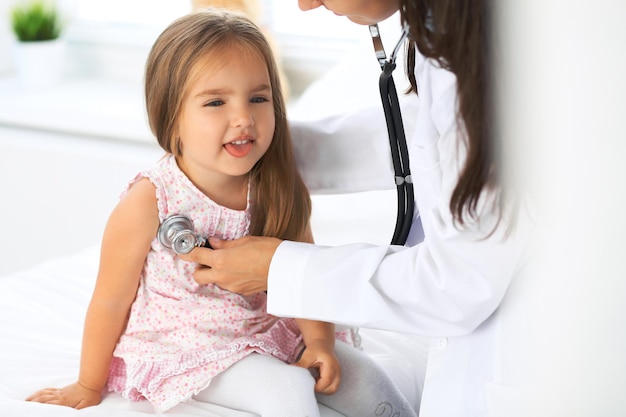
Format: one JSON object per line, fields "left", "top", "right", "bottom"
{"left": 14, "top": 39, "right": 65, "bottom": 89}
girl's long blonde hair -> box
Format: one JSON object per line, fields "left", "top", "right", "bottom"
{"left": 145, "top": 9, "right": 311, "bottom": 241}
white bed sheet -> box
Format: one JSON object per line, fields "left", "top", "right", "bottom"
{"left": 0, "top": 244, "right": 427, "bottom": 416}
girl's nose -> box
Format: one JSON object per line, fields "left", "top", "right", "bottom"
{"left": 231, "top": 106, "right": 254, "bottom": 128}
{"left": 298, "top": 0, "right": 323, "bottom": 12}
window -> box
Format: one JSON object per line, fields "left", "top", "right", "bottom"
{"left": 71, "top": 0, "right": 362, "bottom": 39}
{"left": 73, "top": 0, "right": 190, "bottom": 26}
{"left": 263, "top": 1, "right": 363, "bottom": 40}
{"left": 64, "top": 0, "right": 368, "bottom": 94}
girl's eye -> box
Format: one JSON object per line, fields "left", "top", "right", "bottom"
{"left": 205, "top": 100, "right": 224, "bottom": 107}
{"left": 251, "top": 96, "right": 269, "bottom": 104}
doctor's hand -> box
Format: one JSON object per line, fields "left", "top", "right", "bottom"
{"left": 181, "top": 236, "right": 281, "bottom": 295}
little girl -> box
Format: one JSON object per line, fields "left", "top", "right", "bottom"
{"left": 27, "top": 9, "right": 416, "bottom": 417}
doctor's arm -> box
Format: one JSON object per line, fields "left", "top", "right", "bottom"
{"left": 264, "top": 129, "right": 534, "bottom": 336}
{"left": 288, "top": 106, "right": 396, "bottom": 194}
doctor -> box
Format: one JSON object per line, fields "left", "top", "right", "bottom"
{"left": 184, "top": 0, "right": 534, "bottom": 416}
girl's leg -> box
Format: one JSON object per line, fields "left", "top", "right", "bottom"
{"left": 194, "top": 353, "right": 320, "bottom": 417}
{"left": 316, "top": 342, "right": 418, "bottom": 417}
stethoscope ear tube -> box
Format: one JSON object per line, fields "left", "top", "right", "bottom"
{"left": 370, "top": 24, "right": 414, "bottom": 245}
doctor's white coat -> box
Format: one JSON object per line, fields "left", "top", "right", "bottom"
{"left": 268, "top": 46, "right": 536, "bottom": 417}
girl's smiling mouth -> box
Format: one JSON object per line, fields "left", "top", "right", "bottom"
{"left": 224, "top": 138, "right": 254, "bottom": 157}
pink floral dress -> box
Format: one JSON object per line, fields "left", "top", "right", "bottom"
{"left": 107, "top": 155, "right": 304, "bottom": 412}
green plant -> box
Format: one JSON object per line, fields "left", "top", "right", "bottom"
{"left": 10, "top": 1, "right": 63, "bottom": 42}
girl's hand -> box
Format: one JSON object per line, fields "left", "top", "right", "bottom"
{"left": 26, "top": 382, "right": 102, "bottom": 409}
{"left": 293, "top": 340, "right": 341, "bottom": 395}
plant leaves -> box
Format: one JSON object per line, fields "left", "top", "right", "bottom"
{"left": 11, "top": 1, "right": 62, "bottom": 42}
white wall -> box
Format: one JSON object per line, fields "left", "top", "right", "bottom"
{"left": 0, "top": 127, "right": 163, "bottom": 275}
{"left": 497, "top": 1, "right": 626, "bottom": 415}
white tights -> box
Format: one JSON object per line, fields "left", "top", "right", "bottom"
{"left": 193, "top": 342, "right": 417, "bottom": 417}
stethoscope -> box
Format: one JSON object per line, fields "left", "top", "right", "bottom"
{"left": 369, "top": 23, "right": 414, "bottom": 246}
{"left": 158, "top": 25, "right": 415, "bottom": 253}
{"left": 157, "top": 215, "right": 210, "bottom": 255}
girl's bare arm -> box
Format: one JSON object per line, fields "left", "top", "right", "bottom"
{"left": 27, "top": 178, "right": 159, "bottom": 409}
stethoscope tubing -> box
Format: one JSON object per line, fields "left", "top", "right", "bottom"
{"left": 379, "top": 66, "right": 414, "bottom": 245}
{"left": 370, "top": 24, "right": 414, "bottom": 245}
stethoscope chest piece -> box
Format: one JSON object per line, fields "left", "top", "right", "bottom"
{"left": 157, "top": 215, "right": 207, "bottom": 255}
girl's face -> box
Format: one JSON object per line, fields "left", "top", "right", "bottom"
{"left": 297, "top": 0, "right": 400, "bottom": 25}
{"left": 176, "top": 49, "right": 275, "bottom": 186}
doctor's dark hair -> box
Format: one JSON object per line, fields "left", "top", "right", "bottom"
{"left": 400, "top": 0, "right": 501, "bottom": 227}
{"left": 144, "top": 9, "right": 311, "bottom": 242}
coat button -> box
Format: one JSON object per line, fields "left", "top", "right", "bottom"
{"left": 435, "top": 338, "right": 448, "bottom": 349}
